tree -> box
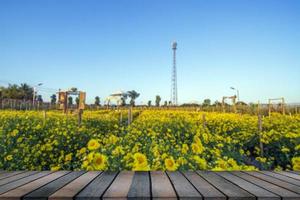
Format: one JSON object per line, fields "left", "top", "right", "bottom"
{"left": 37, "top": 95, "right": 43, "bottom": 103}
{"left": 155, "top": 95, "right": 161, "bottom": 107}
{"left": 68, "top": 96, "right": 73, "bottom": 106}
{"left": 127, "top": 90, "right": 140, "bottom": 106}
{"left": 164, "top": 101, "right": 168, "bottom": 106}
{"left": 50, "top": 94, "right": 57, "bottom": 104}
{"left": 75, "top": 97, "right": 80, "bottom": 107}
{"left": 19, "top": 83, "right": 33, "bottom": 100}
{"left": 202, "top": 99, "right": 211, "bottom": 107}
{"left": 121, "top": 93, "right": 128, "bottom": 106}
{"left": 70, "top": 87, "right": 78, "bottom": 92}
{"left": 147, "top": 100, "right": 152, "bottom": 107}
{"left": 95, "top": 96, "right": 100, "bottom": 106}
{"left": 213, "top": 100, "right": 222, "bottom": 106}
{"left": 0, "top": 83, "right": 34, "bottom": 101}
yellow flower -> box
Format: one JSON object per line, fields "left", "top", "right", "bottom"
{"left": 281, "top": 147, "right": 290, "bottom": 153}
{"left": 191, "top": 143, "right": 204, "bottom": 154}
{"left": 292, "top": 157, "right": 300, "bottom": 171}
{"left": 133, "top": 153, "right": 150, "bottom": 171}
{"left": 82, "top": 160, "right": 89, "bottom": 168}
{"left": 181, "top": 144, "right": 189, "bottom": 154}
{"left": 79, "top": 147, "right": 87, "bottom": 155}
{"left": 193, "top": 156, "right": 207, "bottom": 169}
{"left": 65, "top": 153, "right": 72, "bottom": 162}
{"left": 87, "top": 139, "right": 100, "bottom": 150}
{"left": 10, "top": 129, "right": 19, "bottom": 137}
{"left": 256, "top": 157, "right": 267, "bottom": 163}
{"left": 51, "top": 166, "right": 60, "bottom": 171}
{"left": 93, "top": 153, "right": 107, "bottom": 170}
{"left": 6, "top": 155, "right": 13, "bottom": 161}
{"left": 165, "top": 157, "right": 178, "bottom": 171}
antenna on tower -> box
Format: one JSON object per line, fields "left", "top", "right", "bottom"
{"left": 171, "top": 41, "right": 178, "bottom": 105}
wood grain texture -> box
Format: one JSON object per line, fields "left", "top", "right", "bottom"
{"left": 259, "top": 171, "right": 300, "bottom": 186}
{"left": 167, "top": 171, "right": 201, "bottom": 199}
{"left": 217, "top": 171, "right": 280, "bottom": 200}
{"left": 0, "top": 172, "right": 37, "bottom": 186}
{"left": 127, "top": 171, "right": 150, "bottom": 199}
{"left": 0, "top": 171, "right": 299, "bottom": 199}
{"left": 151, "top": 171, "right": 177, "bottom": 200}
{"left": 103, "top": 171, "right": 134, "bottom": 200}
{"left": 233, "top": 171, "right": 300, "bottom": 199}
{"left": 0, "top": 172, "right": 25, "bottom": 181}
{"left": 183, "top": 171, "right": 226, "bottom": 200}
{"left": 0, "top": 171, "right": 52, "bottom": 195}
{"left": 0, "top": 171, "right": 68, "bottom": 200}
{"left": 197, "top": 171, "right": 255, "bottom": 200}
{"left": 275, "top": 171, "right": 300, "bottom": 180}
{"left": 75, "top": 171, "right": 118, "bottom": 200}
{"left": 24, "top": 171, "right": 85, "bottom": 200}
{"left": 49, "top": 171, "right": 100, "bottom": 200}
{"left": 244, "top": 171, "right": 300, "bottom": 194}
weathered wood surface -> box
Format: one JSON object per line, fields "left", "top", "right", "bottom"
{"left": 0, "top": 171, "right": 299, "bottom": 199}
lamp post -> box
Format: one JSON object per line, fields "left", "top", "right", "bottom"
{"left": 33, "top": 83, "right": 43, "bottom": 106}
{"left": 230, "top": 87, "right": 239, "bottom": 102}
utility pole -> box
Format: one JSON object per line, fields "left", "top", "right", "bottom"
{"left": 171, "top": 42, "right": 178, "bottom": 105}
{"left": 33, "top": 83, "right": 43, "bottom": 106}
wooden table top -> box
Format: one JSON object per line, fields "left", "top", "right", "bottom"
{"left": 0, "top": 170, "right": 299, "bottom": 199}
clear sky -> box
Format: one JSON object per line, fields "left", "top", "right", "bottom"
{"left": 1, "top": 0, "right": 299, "bottom": 104}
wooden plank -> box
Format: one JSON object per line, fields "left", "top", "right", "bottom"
{"left": 127, "top": 171, "right": 151, "bottom": 199}
{"left": 259, "top": 171, "right": 300, "bottom": 186}
{"left": 197, "top": 171, "right": 255, "bottom": 200}
{"left": 167, "top": 171, "right": 201, "bottom": 199}
{"left": 275, "top": 171, "right": 300, "bottom": 180}
{"left": 151, "top": 171, "right": 177, "bottom": 200}
{"left": 290, "top": 171, "right": 300, "bottom": 175}
{"left": 49, "top": 171, "right": 100, "bottom": 200}
{"left": 0, "top": 171, "right": 68, "bottom": 200}
{"left": 232, "top": 171, "right": 300, "bottom": 199}
{"left": 0, "top": 171, "right": 25, "bottom": 180}
{"left": 103, "top": 171, "right": 134, "bottom": 199}
{"left": 75, "top": 171, "right": 118, "bottom": 200}
{"left": 24, "top": 171, "right": 85, "bottom": 200}
{"left": 217, "top": 171, "right": 280, "bottom": 200}
{"left": 0, "top": 171, "right": 37, "bottom": 186}
{"left": 0, "top": 171, "right": 52, "bottom": 195}
{"left": 244, "top": 171, "right": 300, "bottom": 194}
{"left": 183, "top": 171, "right": 226, "bottom": 200}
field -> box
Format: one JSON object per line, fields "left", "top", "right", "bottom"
{"left": 0, "top": 110, "right": 299, "bottom": 171}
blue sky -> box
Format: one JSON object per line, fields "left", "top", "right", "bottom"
{"left": 0, "top": 0, "right": 299, "bottom": 104}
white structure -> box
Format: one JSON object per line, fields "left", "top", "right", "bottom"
{"left": 105, "top": 91, "right": 127, "bottom": 105}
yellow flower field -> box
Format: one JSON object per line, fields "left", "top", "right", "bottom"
{"left": 0, "top": 110, "right": 299, "bottom": 171}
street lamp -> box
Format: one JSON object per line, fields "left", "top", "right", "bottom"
{"left": 33, "top": 83, "right": 43, "bottom": 106}
{"left": 230, "top": 87, "right": 239, "bottom": 102}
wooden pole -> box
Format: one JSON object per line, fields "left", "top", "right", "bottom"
{"left": 128, "top": 107, "right": 132, "bottom": 125}
{"left": 43, "top": 110, "right": 47, "bottom": 125}
{"left": 268, "top": 99, "right": 271, "bottom": 117}
{"left": 202, "top": 113, "right": 206, "bottom": 129}
{"left": 258, "top": 114, "right": 264, "bottom": 157}
{"left": 78, "top": 109, "right": 83, "bottom": 126}
{"left": 282, "top": 97, "right": 285, "bottom": 115}
{"left": 120, "top": 111, "right": 123, "bottom": 125}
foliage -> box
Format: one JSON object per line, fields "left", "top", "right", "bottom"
{"left": 0, "top": 110, "right": 299, "bottom": 171}
{"left": 0, "top": 83, "right": 34, "bottom": 101}
{"left": 155, "top": 95, "right": 161, "bottom": 107}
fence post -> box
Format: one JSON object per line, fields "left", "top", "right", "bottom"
{"left": 258, "top": 114, "right": 264, "bottom": 157}
{"left": 43, "top": 110, "right": 47, "bottom": 125}
{"left": 78, "top": 109, "right": 83, "bottom": 126}
{"left": 120, "top": 111, "right": 123, "bottom": 125}
{"left": 128, "top": 107, "right": 132, "bottom": 125}
{"left": 202, "top": 113, "right": 206, "bottom": 129}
